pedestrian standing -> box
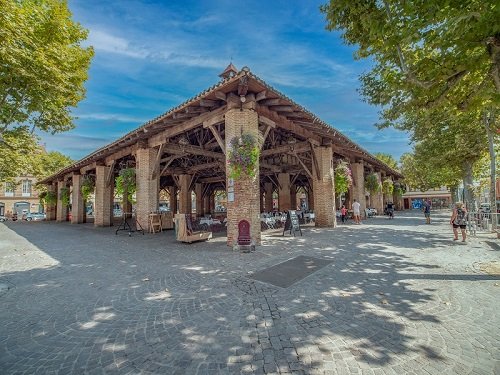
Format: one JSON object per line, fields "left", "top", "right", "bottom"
{"left": 352, "top": 199, "right": 361, "bottom": 224}
{"left": 450, "top": 202, "right": 468, "bottom": 242}
{"left": 422, "top": 199, "right": 431, "bottom": 224}
{"left": 340, "top": 205, "right": 348, "bottom": 224}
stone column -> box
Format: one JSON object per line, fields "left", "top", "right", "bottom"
{"left": 195, "top": 183, "right": 204, "bottom": 217}
{"left": 168, "top": 186, "right": 177, "bottom": 214}
{"left": 56, "top": 181, "right": 67, "bottom": 222}
{"left": 46, "top": 183, "right": 57, "bottom": 221}
{"left": 95, "top": 165, "right": 113, "bottom": 227}
{"left": 308, "top": 187, "right": 314, "bottom": 211}
{"left": 264, "top": 182, "right": 273, "bottom": 212}
{"left": 373, "top": 171, "right": 384, "bottom": 214}
{"left": 225, "top": 108, "right": 260, "bottom": 246}
{"left": 278, "top": 173, "right": 291, "bottom": 211}
{"left": 350, "top": 162, "right": 366, "bottom": 215}
{"left": 71, "top": 174, "right": 84, "bottom": 224}
{"left": 178, "top": 174, "right": 192, "bottom": 214}
{"left": 203, "top": 194, "right": 211, "bottom": 215}
{"left": 135, "top": 147, "right": 159, "bottom": 230}
{"left": 312, "top": 146, "right": 336, "bottom": 227}
{"left": 209, "top": 193, "right": 215, "bottom": 213}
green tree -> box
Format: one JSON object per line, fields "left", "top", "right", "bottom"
{"left": 374, "top": 153, "right": 399, "bottom": 170}
{"left": 321, "top": 0, "right": 499, "bottom": 209}
{"left": 0, "top": 0, "right": 93, "bottom": 179}
{"left": 34, "top": 150, "right": 73, "bottom": 179}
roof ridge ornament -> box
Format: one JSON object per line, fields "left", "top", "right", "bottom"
{"left": 219, "top": 62, "right": 238, "bottom": 80}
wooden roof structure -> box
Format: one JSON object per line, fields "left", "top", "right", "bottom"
{"left": 40, "top": 66, "right": 402, "bottom": 190}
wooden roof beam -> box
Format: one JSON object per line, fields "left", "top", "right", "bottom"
{"left": 149, "top": 106, "right": 226, "bottom": 148}
{"left": 256, "top": 105, "right": 321, "bottom": 144}
{"left": 260, "top": 141, "right": 310, "bottom": 157}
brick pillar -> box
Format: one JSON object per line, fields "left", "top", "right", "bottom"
{"left": 95, "top": 165, "right": 113, "bottom": 226}
{"left": 312, "top": 146, "right": 336, "bottom": 227}
{"left": 264, "top": 182, "right": 273, "bottom": 212}
{"left": 373, "top": 171, "right": 384, "bottom": 214}
{"left": 168, "top": 186, "right": 177, "bottom": 214}
{"left": 226, "top": 108, "right": 261, "bottom": 246}
{"left": 71, "top": 174, "right": 84, "bottom": 224}
{"left": 135, "top": 147, "right": 159, "bottom": 230}
{"left": 209, "top": 193, "right": 215, "bottom": 213}
{"left": 290, "top": 185, "right": 297, "bottom": 210}
{"left": 122, "top": 180, "right": 132, "bottom": 217}
{"left": 350, "top": 162, "right": 366, "bottom": 215}
{"left": 178, "top": 174, "right": 192, "bottom": 214}
{"left": 46, "top": 183, "right": 57, "bottom": 221}
{"left": 195, "top": 183, "right": 204, "bottom": 217}
{"left": 203, "top": 194, "right": 210, "bottom": 215}
{"left": 56, "top": 181, "right": 68, "bottom": 222}
{"left": 308, "top": 187, "right": 314, "bottom": 211}
{"left": 278, "top": 173, "right": 291, "bottom": 211}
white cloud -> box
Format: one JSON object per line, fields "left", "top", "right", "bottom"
{"left": 76, "top": 113, "right": 148, "bottom": 123}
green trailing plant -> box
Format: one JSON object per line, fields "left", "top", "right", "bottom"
{"left": 39, "top": 190, "right": 57, "bottom": 206}
{"left": 365, "top": 173, "right": 381, "bottom": 196}
{"left": 59, "top": 187, "right": 70, "bottom": 207}
{"left": 334, "top": 161, "right": 353, "bottom": 197}
{"left": 115, "top": 168, "right": 136, "bottom": 204}
{"left": 393, "top": 183, "right": 405, "bottom": 197}
{"left": 227, "top": 134, "right": 259, "bottom": 180}
{"left": 382, "top": 179, "right": 394, "bottom": 195}
{"left": 81, "top": 175, "right": 95, "bottom": 202}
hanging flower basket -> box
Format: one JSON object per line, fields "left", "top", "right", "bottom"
{"left": 227, "top": 134, "right": 259, "bottom": 180}
{"left": 334, "top": 161, "right": 353, "bottom": 196}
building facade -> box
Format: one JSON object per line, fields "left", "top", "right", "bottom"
{"left": 402, "top": 186, "right": 452, "bottom": 210}
{"left": 0, "top": 175, "right": 42, "bottom": 217}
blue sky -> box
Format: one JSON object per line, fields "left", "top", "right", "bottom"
{"left": 41, "top": 0, "right": 411, "bottom": 161}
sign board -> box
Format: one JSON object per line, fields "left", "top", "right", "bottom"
{"left": 283, "top": 210, "right": 302, "bottom": 237}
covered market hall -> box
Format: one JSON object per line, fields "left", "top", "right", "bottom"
{"left": 39, "top": 65, "right": 403, "bottom": 246}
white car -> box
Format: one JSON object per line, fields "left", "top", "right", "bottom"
{"left": 25, "top": 212, "right": 46, "bottom": 221}
{"left": 0, "top": 215, "right": 7, "bottom": 222}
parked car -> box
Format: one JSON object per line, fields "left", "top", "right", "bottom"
{"left": 0, "top": 215, "right": 7, "bottom": 222}
{"left": 25, "top": 212, "right": 46, "bottom": 221}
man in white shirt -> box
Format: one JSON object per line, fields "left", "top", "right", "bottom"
{"left": 352, "top": 199, "right": 361, "bottom": 224}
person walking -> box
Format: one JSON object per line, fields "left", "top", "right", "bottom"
{"left": 340, "top": 205, "right": 348, "bottom": 224}
{"left": 450, "top": 202, "right": 468, "bottom": 242}
{"left": 422, "top": 199, "right": 431, "bottom": 224}
{"left": 352, "top": 199, "right": 361, "bottom": 224}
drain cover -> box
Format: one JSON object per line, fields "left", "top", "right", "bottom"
{"left": 248, "top": 255, "right": 332, "bottom": 288}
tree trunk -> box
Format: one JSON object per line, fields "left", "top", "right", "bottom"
{"left": 484, "top": 110, "right": 497, "bottom": 232}
{"left": 462, "top": 159, "right": 475, "bottom": 210}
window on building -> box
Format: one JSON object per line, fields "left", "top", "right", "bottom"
{"left": 22, "top": 180, "right": 32, "bottom": 197}
{"left": 5, "top": 182, "right": 15, "bottom": 197}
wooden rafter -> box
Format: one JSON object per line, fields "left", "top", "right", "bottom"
{"left": 149, "top": 106, "right": 227, "bottom": 148}
{"left": 291, "top": 152, "right": 313, "bottom": 179}
{"left": 260, "top": 141, "right": 310, "bottom": 157}
{"left": 151, "top": 143, "right": 164, "bottom": 180}
{"left": 105, "top": 160, "right": 116, "bottom": 187}
{"left": 165, "top": 143, "right": 225, "bottom": 160}
{"left": 160, "top": 154, "right": 185, "bottom": 176}
{"left": 204, "top": 123, "right": 226, "bottom": 154}
{"left": 309, "top": 143, "right": 321, "bottom": 180}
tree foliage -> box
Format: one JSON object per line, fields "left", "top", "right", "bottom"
{"left": 0, "top": 0, "right": 93, "bottom": 181}
{"left": 374, "top": 153, "right": 399, "bottom": 170}
{"left": 321, "top": 1, "right": 499, "bottom": 203}
{"left": 365, "top": 173, "right": 381, "bottom": 195}
{"left": 321, "top": 0, "right": 499, "bottom": 120}
{"left": 0, "top": 0, "right": 94, "bottom": 135}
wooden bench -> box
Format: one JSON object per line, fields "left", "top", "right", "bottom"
{"left": 174, "top": 214, "right": 212, "bottom": 243}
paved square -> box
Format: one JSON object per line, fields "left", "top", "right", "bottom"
{"left": 0, "top": 211, "right": 499, "bottom": 374}
{"left": 249, "top": 255, "right": 333, "bottom": 288}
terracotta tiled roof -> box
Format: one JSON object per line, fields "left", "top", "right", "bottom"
{"left": 39, "top": 67, "right": 402, "bottom": 183}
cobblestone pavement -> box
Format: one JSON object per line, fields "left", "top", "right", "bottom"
{"left": 0, "top": 211, "right": 499, "bottom": 375}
